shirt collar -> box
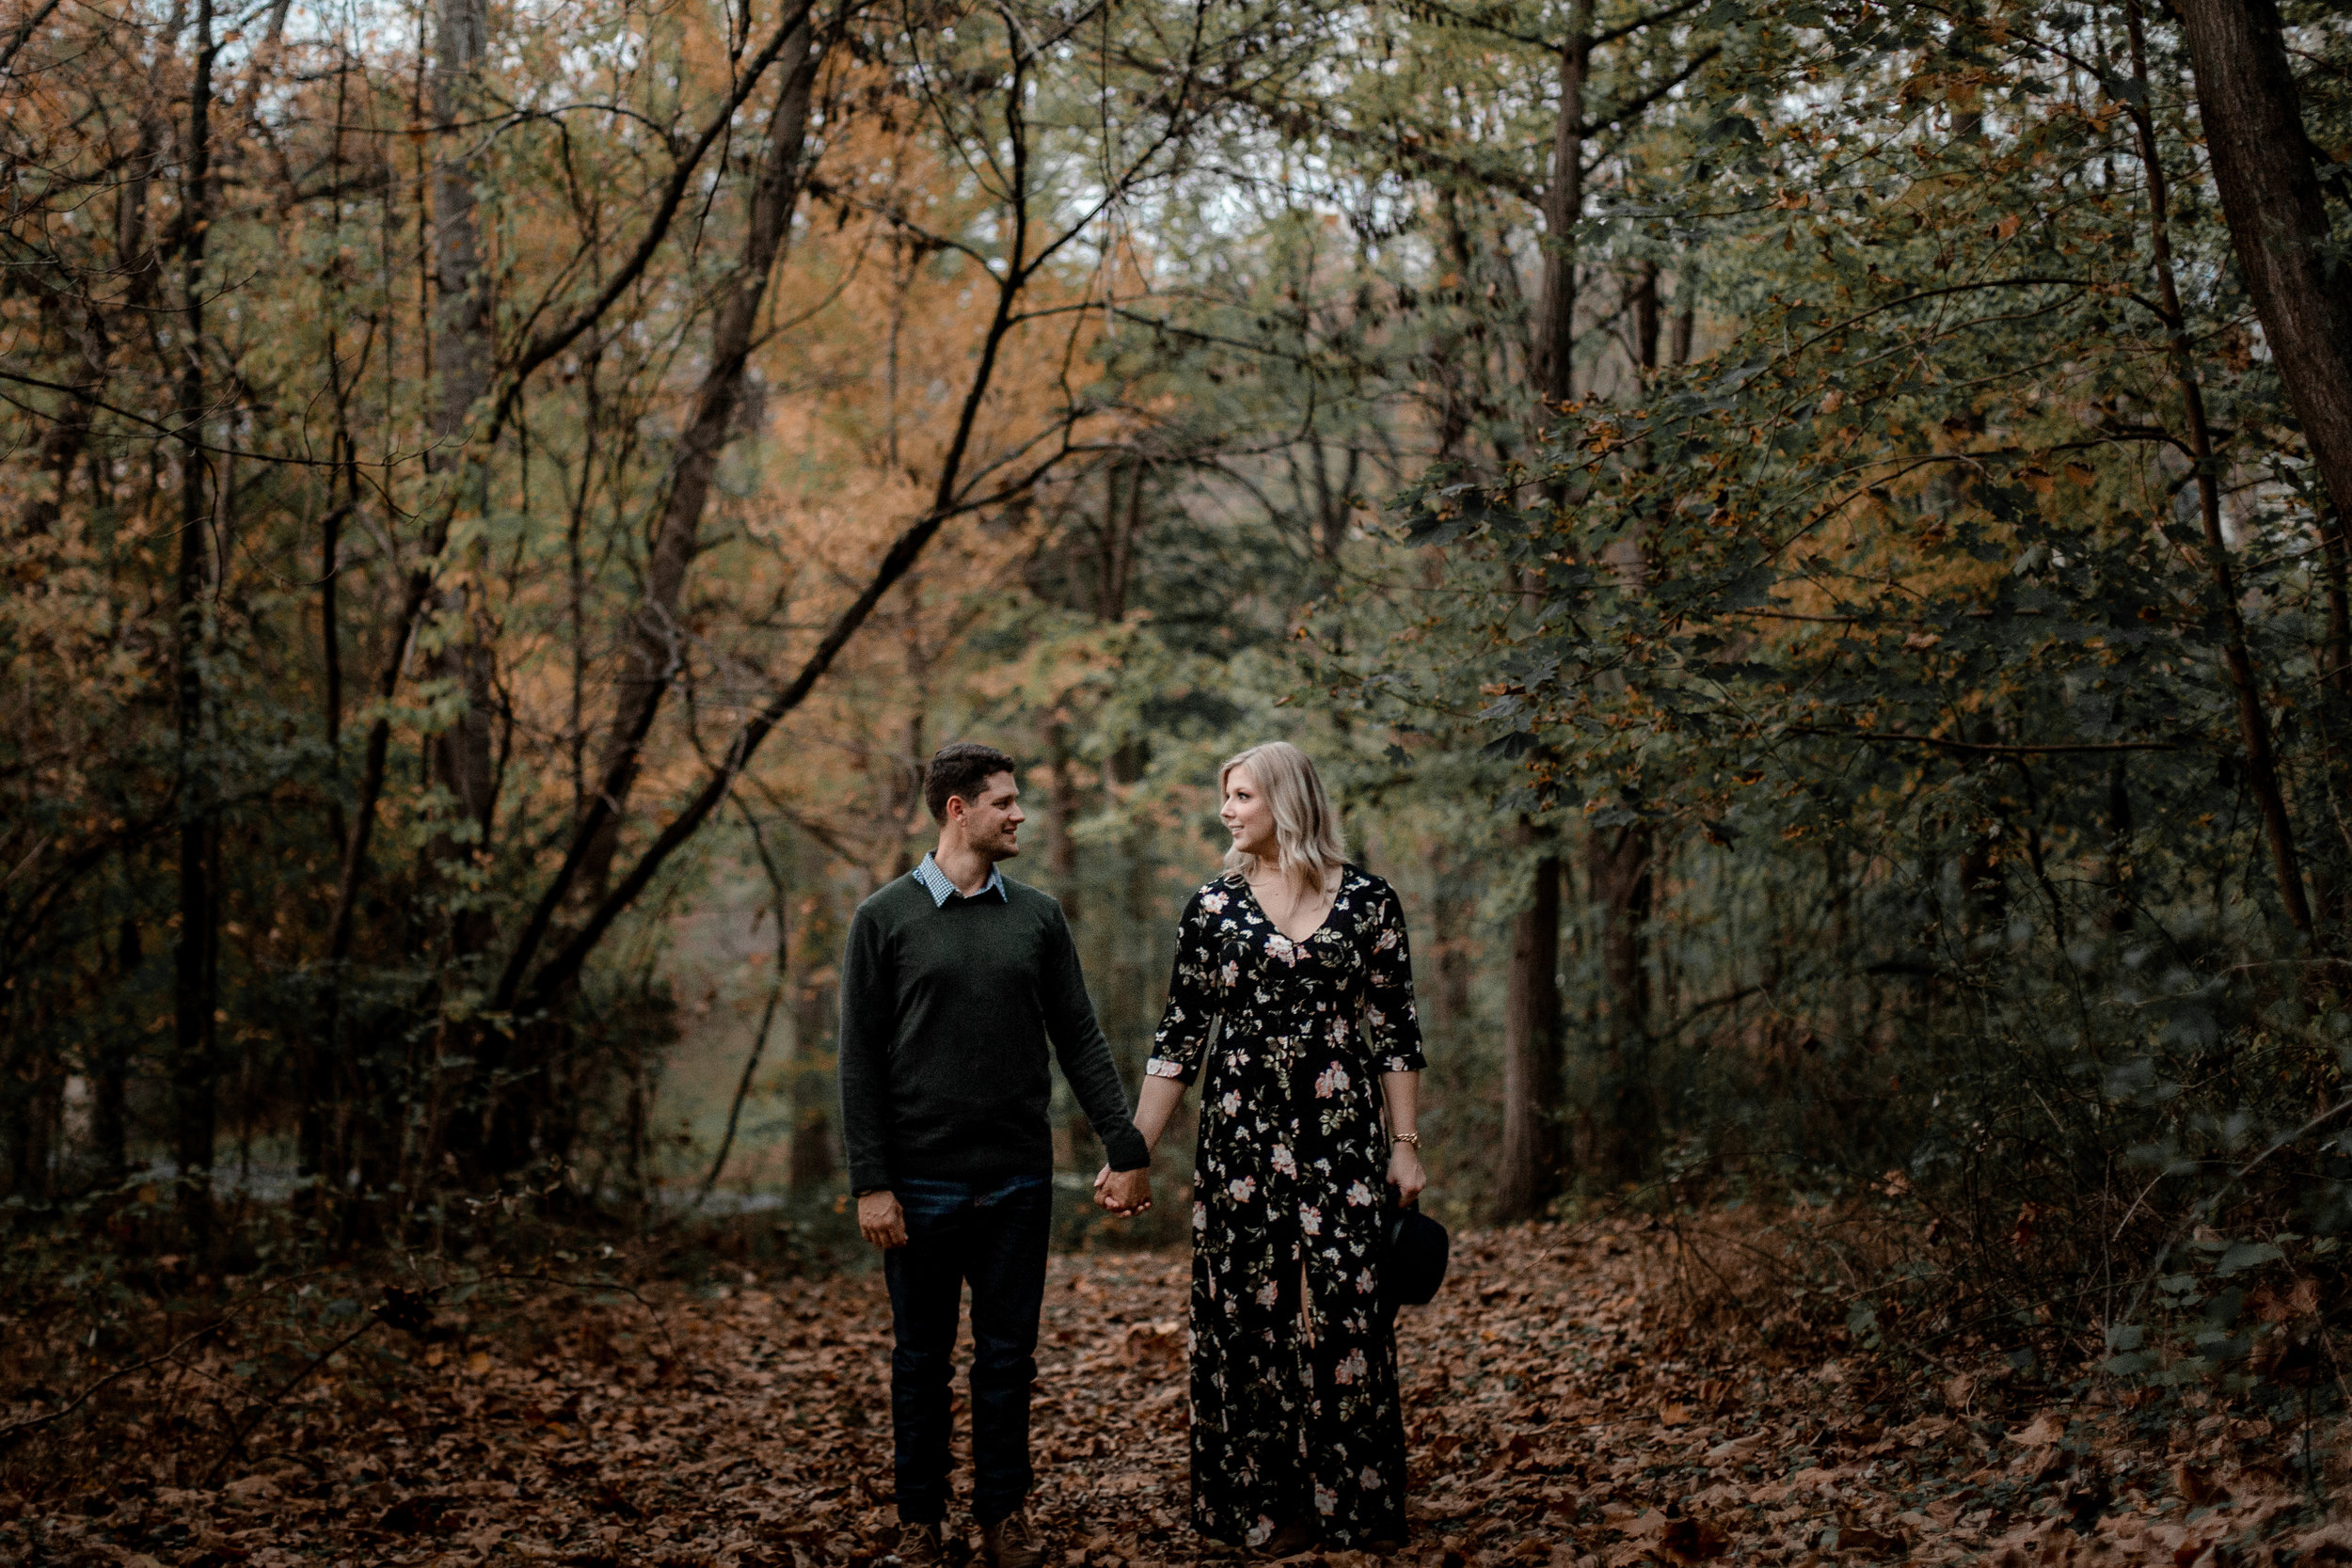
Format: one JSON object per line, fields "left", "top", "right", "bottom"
{"left": 913, "top": 851, "right": 1008, "bottom": 907}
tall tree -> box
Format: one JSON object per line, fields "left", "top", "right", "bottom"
{"left": 471, "top": 17, "right": 825, "bottom": 1171}
{"left": 1492, "top": 0, "right": 1596, "bottom": 1224}
{"left": 425, "top": 0, "right": 498, "bottom": 870}
{"left": 1586, "top": 259, "right": 1674, "bottom": 1182}
{"left": 1496, "top": 830, "right": 1564, "bottom": 1218}
{"left": 2173, "top": 0, "right": 2352, "bottom": 931}
{"left": 1533, "top": 0, "right": 1596, "bottom": 409}
{"left": 2119, "top": 0, "right": 2312, "bottom": 940}
{"left": 2173, "top": 0, "right": 2352, "bottom": 547}
{"left": 571, "top": 17, "right": 822, "bottom": 909}
{"left": 170, "top": 0, "right": 221, "bottom": 1247}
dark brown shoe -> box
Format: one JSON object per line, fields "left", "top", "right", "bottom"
{"left": 981, "top": 1509, "right": 1043, "bottom": 1568}
{"left": 891, "top": 1522, "right": 946, "bottom": 1568}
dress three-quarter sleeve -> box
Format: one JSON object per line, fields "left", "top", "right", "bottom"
{"left": 1147, "top": 884, "right": 1230, "bottom": 1085}
{"left": 1364, "top": 880, "right": 1426, "bottom": 1073}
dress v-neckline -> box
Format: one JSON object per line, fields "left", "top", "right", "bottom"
{"left": 1241, "top": 872, "right": 1344, "bottom": 946}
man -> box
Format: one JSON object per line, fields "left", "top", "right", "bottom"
{"left": 839, "top": 741, "right": 1153, "bottom": 1568}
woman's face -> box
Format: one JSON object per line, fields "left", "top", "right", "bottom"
{"left": 1220, "top": 763, "right": 1277, "bottom": 861}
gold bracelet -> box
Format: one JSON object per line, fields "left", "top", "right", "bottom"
{"left": 1391, "top": 1132, "right": 1421, "bottom": 1148}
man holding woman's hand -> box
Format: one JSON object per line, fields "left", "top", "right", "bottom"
{"left": 842, "top": 739, "right": 1430, "bottom": 1563}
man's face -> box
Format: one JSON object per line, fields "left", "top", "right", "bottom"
{"left": 952, "top": 771, "right": 1025, "bottom": 862}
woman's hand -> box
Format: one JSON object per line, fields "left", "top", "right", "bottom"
{"left": 1386, "top": 1140, "right": 1426, "bottom": 1206}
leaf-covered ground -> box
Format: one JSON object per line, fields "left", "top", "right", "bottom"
{"left": 6, "top": 1223, "right": 2345, "bottom": 1568}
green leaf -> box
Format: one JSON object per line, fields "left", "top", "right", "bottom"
{"left": 2213, "top": 1242, "right": 2281, "bottom": 1276}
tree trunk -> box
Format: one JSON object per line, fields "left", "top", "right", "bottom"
{"left": 1670, "top": 274, "right": 1696, "bottom": 368}
{"left": 1588, "top": 821, "right": 1656, "bottom": 1181}
{"left": 1099, "top": 458, "right": 1146, "bottom": 620}
{"left": 425, "top": 0, "right": 497, "bottom": 857}
{"left": 1426, "top": 855, "right": 1474, "bottom": 1037}
{"left": 1580, "top": 261, "right": 1669, "bottom": 1185}
{"left": 301, "top": 467, "right": 349, "bottom": 1181}
{"left": 2173, "top": 0, "right": 2352, "bottom": 535}
{"left": 2122, "top": 2, "right": 2312, "bottom": 940}
{"left": 170, "top": 0, "right": 220, "bottom": 1250}
{"left": 1495, "top": 822, "right": 1562, "bottom": 1221}
{"left": 1626, "top": 260, "right": 1661, "bottom": 377}
{"left": 1431, "top": 194, "right": 1478, "bottom": 464}
{"left": 1533, "top": 0, "right": 1593, "bottom": 407}
{"left": 2174, "top": 0, "right": 2352, "bottom": 935}
{"left": 504, "top": 25, "right": 1062, "bottom": 1023}
{"left": 470, "top": 26, "right": 820, "bottom": 1173}
{"left": 1501, "top": 11, "right": 1586, "bottom": 1212}
{"left": 418, "top": 0, "right": 503, "bottom": 1187}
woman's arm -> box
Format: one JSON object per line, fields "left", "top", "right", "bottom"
{"left": 1135, "top": 1074, "right": 1187, "bottom": 1154}
{"left": 1382, "top": 1069, "right": 1426, "bottom": 1204}
{"left": 1098, "top": 890, "right": 1222, "bottom": 1214}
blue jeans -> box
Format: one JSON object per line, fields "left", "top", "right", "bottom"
{"left": 882, "top": 1172, "right": 1052, "bottom": 1528}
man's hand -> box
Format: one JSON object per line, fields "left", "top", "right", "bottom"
{"left": 858, "top": 1189, "right": 908, "bottom": 1249}
{"left": 1095, "top": 1164, "right": 1152, "bottom": 1215}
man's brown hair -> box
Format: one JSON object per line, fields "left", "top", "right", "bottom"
{"left": 924, "top": 741, "right": 1018, "bottom": 823}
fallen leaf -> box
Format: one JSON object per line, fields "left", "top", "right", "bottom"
{"left": 2010, "top": 1413, "right": 2064, "bottom": 1447}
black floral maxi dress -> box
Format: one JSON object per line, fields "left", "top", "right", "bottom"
{"left": 1145, "top": 865, "right": 1426, "bottom": 1549}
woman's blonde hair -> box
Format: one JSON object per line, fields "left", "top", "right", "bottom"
{"left": 1219, "top": 741, "right": 1346, "bottom": 892}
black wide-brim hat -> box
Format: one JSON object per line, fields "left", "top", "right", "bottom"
{"left": 1383, "top": 1202, "right": 1450, "bottom": 1310}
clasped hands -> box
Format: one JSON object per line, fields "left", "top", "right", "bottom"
{"left": 1094, "top": 1164, "right": 1152, "bottom": 1215}
{"left": 1097, "top": 1143, "right": 1422, "bottom": 1216}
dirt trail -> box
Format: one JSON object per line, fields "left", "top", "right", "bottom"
{"left": 7, "top": 1224, "right": 2344, "bottom": 1567}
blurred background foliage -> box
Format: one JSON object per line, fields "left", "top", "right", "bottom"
{"left": 2, "top": 0, "right": 2349, "bottom": 1410}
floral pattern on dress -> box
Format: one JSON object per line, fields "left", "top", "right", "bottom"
{"left": 1148, "top": 865, "right": 1426, "bottom": 1548}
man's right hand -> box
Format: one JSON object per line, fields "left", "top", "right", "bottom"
{"left": 1095, "top": 1164, "right": 1152, "bottom": 1215}
{"left": 858, "top": 1189, "right": 908, "bottom": 1249}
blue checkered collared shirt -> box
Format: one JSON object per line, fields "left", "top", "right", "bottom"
{"left": 911, "top": 851, "right": 1008, "bottom": 906}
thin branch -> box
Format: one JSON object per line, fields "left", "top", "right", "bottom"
{"left": 199, "top": 1319, "right": 379, "bottom": 1486}
{"left": 0, "top": 1316, "right": 236, "bottom": 1448}
{"left": 508, "top": 31, "right": 1054, "bottom": 1017}
{"left": 0, "top": 0, "right": 64, "bottom": 78}
{"left": 493, "top": 0, "right": 816, "bottom": 427}
{"left": 1577, "top": 43, "right": 1719, "bottom": 135}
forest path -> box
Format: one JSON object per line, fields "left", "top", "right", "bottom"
{"left": 18, "top": 1223, "right": 2327, "bottom": 1568}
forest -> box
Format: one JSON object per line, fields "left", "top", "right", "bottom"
{"left": 3, "top": 0, "right": 2350, "bottom": 1558}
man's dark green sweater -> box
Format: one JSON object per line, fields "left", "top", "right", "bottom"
{"left": 837, "top": 865, "right": 1149, "bottom": 1194}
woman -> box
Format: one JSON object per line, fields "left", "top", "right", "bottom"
{"left": 1104, "top": 741, "right": 1427, "bottom": 1553}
